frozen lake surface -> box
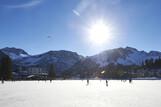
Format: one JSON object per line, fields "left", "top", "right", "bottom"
{"left": 0, "top": 80, "right": 161, "bottom": 107}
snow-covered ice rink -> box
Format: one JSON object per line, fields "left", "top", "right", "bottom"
{"left": 0, "top": 80, "right": 161, "bottom": 107}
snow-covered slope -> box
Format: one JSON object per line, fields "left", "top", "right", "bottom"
{"left": 1, "top": 47, "right": 29, "bottom": 60}
{"left": 90, "top": 47, "right": 161, "bottom": 67}
{"left": 1, "top": 46, "right": 161, "bottom": 73}
{"left": 15, "top": 50, "right": 84, "bottom": 72}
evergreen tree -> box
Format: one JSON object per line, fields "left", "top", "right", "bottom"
{"left": 144, "top": 58, "right": 161, "bottom": 69}
{"left": 0, "top": 63, "right": 2, "bottom": 82}
{"left": 48, "top": 64, "right": 56, "bottom": 80}
{"left": 0, "top": 56, "right": 12, "bottom": 82}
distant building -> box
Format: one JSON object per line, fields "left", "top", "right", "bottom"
{"left": 28, "top": 67, "right": 45, "bottom": 75}
{"left": 17, "top": 66, "right": 48, "bottom": 79}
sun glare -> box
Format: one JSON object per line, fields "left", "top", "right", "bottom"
{"left": 87, "top": 20, "right": 113, "bottom": 46}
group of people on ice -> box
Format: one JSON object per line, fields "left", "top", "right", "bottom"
{"left": 86, "top": 78, "right": 132, "bottom": 86}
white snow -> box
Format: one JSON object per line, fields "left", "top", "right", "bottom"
{"left": 2, "top": 52, "right": 28, "bottom": 60}
{"left": 6, "top": 53, "right": 20, "bottom": 60}
{"left": 91, "top": 48, "right": 161, "bottom": 67}
{"left": 117, "top": 51, "right": 148, "bottom": 65}
{"left": 92, "top": 57, "right": 109, "bottom": 67}
{"left": 90, "top": 53, "right": 109, "bottom": 67}
{"left": 21, "top": 57, "right": 42, "bottom": 65}
{"left": 0, "top": 80, "right": 161, "bottom": 107}
{"left": 20, "top": 54, "right": 28, "bottom": 57}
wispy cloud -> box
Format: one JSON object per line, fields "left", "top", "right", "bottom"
{"left": 72, "top": 0, "right": 122, "bottom": 16}
{"left": 4, "top": 0, "right": 43, "bottom": 9}
{"left": 72, "top": 10, "right": 80, "bottom": 16}
{"left": 73, "top": 0, "right": 94, "bottom": 16}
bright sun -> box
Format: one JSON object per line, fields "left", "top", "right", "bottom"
{"left": 87, "top": 20, "right": 112, "bottom": 45}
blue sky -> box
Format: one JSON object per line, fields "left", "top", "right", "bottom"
{"left": 0, "top": 0, "right": 161, "bottom": 56}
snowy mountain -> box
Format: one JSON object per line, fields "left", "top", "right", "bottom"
{"left": 90, "top": 47, "right": 161, "bottom": 67}
{"left": 15, "top": 50, "right": 84, "bottom": 73}
{"left": 1, "top": 47, "right": 29, "bottom": 60}
{"left": 1, "top": 46, "right": 161, "bottom": 75}
{"left": 65, "top": 47, "right": 161, "bottom": 77}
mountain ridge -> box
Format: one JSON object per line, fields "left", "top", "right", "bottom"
{"left": 90, "top": 47, "right": 161, "bottom": 67}
{"left": 1, "top": 47, "right": 29, "bottom": 60}
{"left": 1, "top": 47, "right": 161, "bottom": 74}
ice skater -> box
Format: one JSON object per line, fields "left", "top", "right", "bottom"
{"left": 106, "top": 80, "right": 108, "bottom": 87}
{"left": 86, "top": 79, "right": 89, "bottom": 85}
{"left": 129, "top": 78, "right": 132, "bottom": 83}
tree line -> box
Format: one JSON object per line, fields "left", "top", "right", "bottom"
{"left": 143, "top": 58, "right": 161, "bottom": 69}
